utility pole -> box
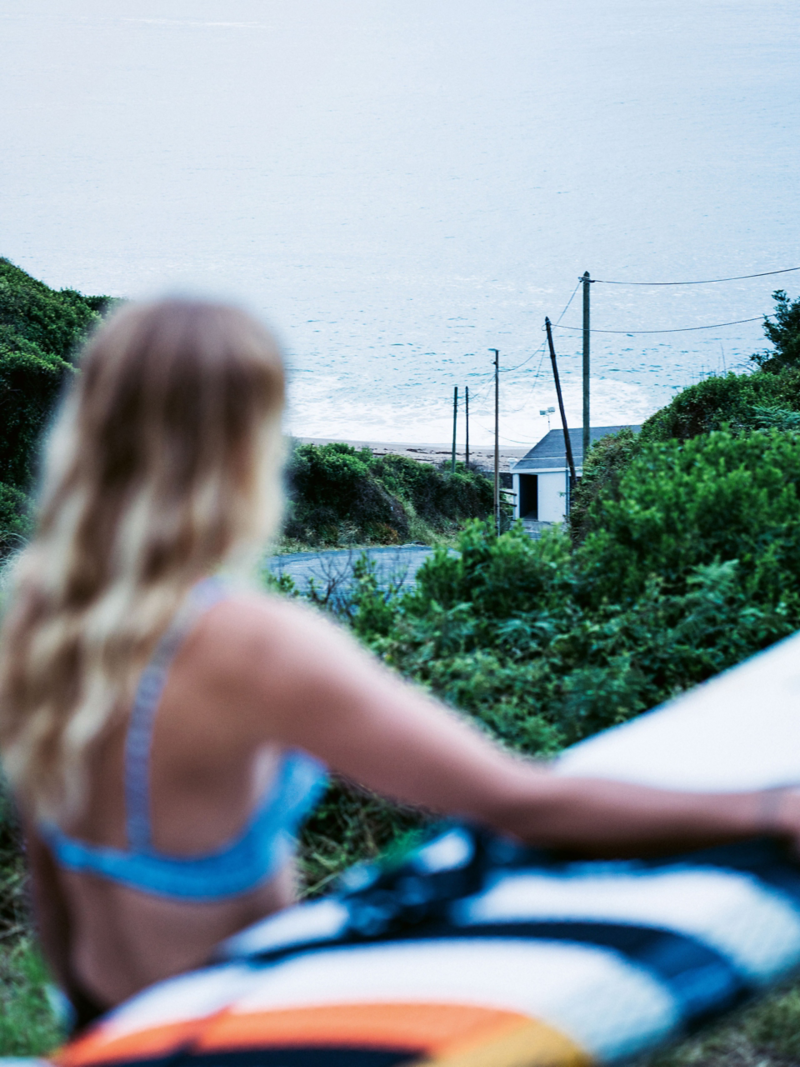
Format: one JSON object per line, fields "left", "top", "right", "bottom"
{"left": 545, "top": 318, "right": 577, "bottom": 494}
{"left": 465, "top": 386, "right": 470, "bottom": 468}
{"left": 582, "top": 270, "right": 591, "bottom": 462}
{"left": 451, "top": 386, "right": 458, "bottom": 474}
{"left": 491, "top": 349, "right": 500, "bottom": 535}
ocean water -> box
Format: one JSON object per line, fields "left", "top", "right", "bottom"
{"left": 1, "top": 0, "right": 798, "bottom": 446}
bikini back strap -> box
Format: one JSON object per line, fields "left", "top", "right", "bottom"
{"left": 124, "top": 578, "right": 230, "bottom": 850}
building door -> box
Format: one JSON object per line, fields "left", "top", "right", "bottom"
{"left": 519, "top": 475, "right": 538, "bottom": 518}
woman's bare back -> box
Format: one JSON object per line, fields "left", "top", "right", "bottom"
{"left": 31, "top": 595, "right": 310, "bottom": 1005}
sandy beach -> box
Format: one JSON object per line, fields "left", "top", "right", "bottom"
{"left": 297, "top": 438, "right": 529, "bottom": 473}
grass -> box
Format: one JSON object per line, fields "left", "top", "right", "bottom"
{"left": 296, "top": 780, "right": 423, "bottom": 898}
{"left": 0, "top": 939, "right": 62, "bottom": 1056}
{"left": 274, "top": 529, "right": 461, "bottom": 556}
{"left": 0, "top": 792, "right": 63, "bottom": 1055}
{"left": 640, "top": 982, "right": 800, "bottom": 1067}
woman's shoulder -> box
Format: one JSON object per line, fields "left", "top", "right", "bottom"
{"left": 178, "top": 586, "right": 379, "bottom": 746}
{"left": 190, "top": 587, "right": 363, "bottom": 687}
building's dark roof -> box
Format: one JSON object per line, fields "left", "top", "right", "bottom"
{"left": 513, "top": 425, "right": 641, "bottom": 471}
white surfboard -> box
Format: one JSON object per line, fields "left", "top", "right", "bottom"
{"left": 557, "top": 630, "right": 800, "bottom": 792}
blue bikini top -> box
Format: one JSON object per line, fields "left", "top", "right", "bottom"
{"left": 42, "top": 578, "right": 328, "bottom": 902}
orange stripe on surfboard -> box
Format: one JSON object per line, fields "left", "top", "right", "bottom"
{"left": 418, "top": 1017, "right": 590, "bottom": 1067}
{"left": 198, "top": 1002, "right": 527, "bottom": 1052}
{"left": 55, "top": 1003, "right": 588, "bottom": 1067}
{"left": 55, "top": 1018, "right": 206, "bottom": 1067}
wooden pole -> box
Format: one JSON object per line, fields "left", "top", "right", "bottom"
{"left": 491, "top": 349, "right": 500, "bottom": 534}
{"left": 582, "top": 270, "right": 591, "bottom": 463}
{"left": 545, "top": 318, "right": 577, "bottom": 494}
{"left": 465, "top": 386, "right": 470, "bottom": 468}
{"left": 451, "top": 386, "right": 458, "bottom": 474}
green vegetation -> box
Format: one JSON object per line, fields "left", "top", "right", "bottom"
{"left": 0, "top": 791, "right": 63, "bottom": 1052}
{"left": 283, "top": 441, "right": 493, "bottom": 548}
{"left": 753, "top": 290, "right": 800, "bottom": 371}
{"left": 644, "top": 981, "right": 800, "bottom": 1067}
{"left": 0, "top": 258, "right": 114, "bottom": 496}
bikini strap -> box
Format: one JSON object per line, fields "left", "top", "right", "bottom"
{"left": 124, "top": 577, "right": 230, "bottom": 850}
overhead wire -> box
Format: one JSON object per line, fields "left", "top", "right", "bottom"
{"left": 450, "top": 266, "right": 787, "bottom": 443}
{"left": 552, "top": 315, "right": 763, "bottom": 335}
{"left": 500, "top": 278, "right": 582, "bottom": 375}
{"left": 461, "top": 280, "right": 588, "bottom": 447}
{"left": 593, "top": 266, "right": 800, "bottom": 286}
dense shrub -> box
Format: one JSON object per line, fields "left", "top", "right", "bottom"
{"left": 0, "top": 259, "right": 109, "bottom": 365}
{"left": 640, "top": 368, "right": 800, "bottom": 443}
{"left": 0, "top": 341, "right": 75, "bottom": 491}
{"left": 752, "top": 289, "right": 800, "bottom": 371}
{"left": 371, "top": 454, "right": 493, "bottom": 526}
{"left": 284, "top": 442, "right": 493, "bottom": 546}
{"left": 578, "top": 429, "right": 800, "bottom": 606}
{"left": 0, "top": 485, "right": 33, "bottom": 559}
{"left": 0, "top": 259, "right": 114, "bottom": 488}
{"left": 570, "top": 292, "right": 800, "bottom": 546}
{"left": 569, "top": 427, "right": 641, "bottom": 544}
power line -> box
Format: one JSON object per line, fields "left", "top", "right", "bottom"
{"left": 593, "top": 266, "right": 800, "bottom": 287}
{"left": 502, "top": 341, "right": 546, "bottom": 375}
{"left": 553, "top": 315, "right": 763, "bottom": 335}
{"left": 500, "top": 279, "right": 583, "bottom": 374}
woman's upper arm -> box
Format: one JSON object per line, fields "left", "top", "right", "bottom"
{"left": 240, "top": 598, "right": 543, "bottom": 822}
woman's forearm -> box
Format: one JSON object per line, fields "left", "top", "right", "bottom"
{"left": 484, "top": 773, "right": 790, "bottom": 857}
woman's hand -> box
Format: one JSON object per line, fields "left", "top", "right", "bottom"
{"left": 763, "top": 788, "right": 800, "bottom": 856}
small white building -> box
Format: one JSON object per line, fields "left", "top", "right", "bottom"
{"left": 511, "top": 425, "right": 641, "bottom": 524}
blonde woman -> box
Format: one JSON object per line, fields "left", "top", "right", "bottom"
{"left": 0, "top": 298, "right": 798, "bottom": 1033}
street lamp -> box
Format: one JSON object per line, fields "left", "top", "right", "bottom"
{"left": 539, "top": 406, "right": 556, "bottom": 431}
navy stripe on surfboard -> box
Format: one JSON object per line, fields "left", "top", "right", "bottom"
{"left": 506, "top": 839, "right": 800, "bottom": 906}
{"left": 79, "top": 1048, "right": 417, "bottom": 1067}
{"left": 635, "top": 839, "right": 800, "bottom": 905}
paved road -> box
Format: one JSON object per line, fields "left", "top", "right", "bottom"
{"left": 267, "top": 544, "right": 435, "bottom": 602}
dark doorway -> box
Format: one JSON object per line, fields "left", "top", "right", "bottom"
{"left": 519, "top": 474, "right": 538, "bottom": 518}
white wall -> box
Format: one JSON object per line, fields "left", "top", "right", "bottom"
{"left": 512, "top": 474, "right": 521, "bottom": 519}
{"left": 538, "top": 470, "right": 569, "bottom": 522}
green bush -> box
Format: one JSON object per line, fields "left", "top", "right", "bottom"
{"left": 752, "top": 289, "right": 800, "bottom": 371}
{"left": 569, "top": 427, "right": 642, "bottom": 544}
{"left": 640, "top": 369, "right": 800, "bottom": 443}
{"left": 0, "top": 940, "right": 62, "bottom": 1055}
{"left": 0, "top": 258, "right": 111, "bottom": 364}
{"left": 578, "top": 430, "right": 800, "bottom": 606}
{"left": 0, "top": 483, "right": 33, "bottom": 559}
{"left": 284, "top": 442, "right": 493, "bottom": 546}
{"left": 0, "top": 341, "right": 75, "bottom": 490}
{"left": 0, "top": 258, "right": 113, "bottom": 493}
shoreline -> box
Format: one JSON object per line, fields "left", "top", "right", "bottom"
{"left": 296, "top": 437, "right": 528, "bottom": 473}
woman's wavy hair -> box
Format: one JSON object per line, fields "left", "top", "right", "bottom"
{"left": 0, "top": 298, "right": 285, "bottom": 819}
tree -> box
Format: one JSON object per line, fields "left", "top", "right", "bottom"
{"left": 751, "top": 290, "right": 800, "bottom": 371}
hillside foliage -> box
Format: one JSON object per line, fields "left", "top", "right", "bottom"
{"left": 0, "top": 259, "right": 114, "bottom": 493}
{"left": 570, "top": 291, "right": 800, "bottom": 543}
{"left": 284, "top": 442, "right": 493, "bottom": 546}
